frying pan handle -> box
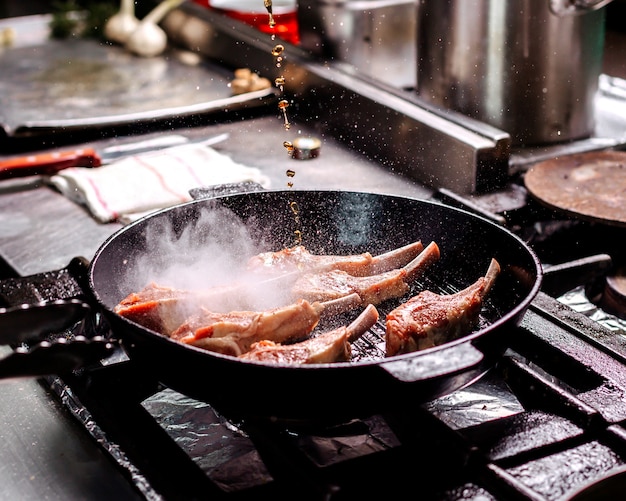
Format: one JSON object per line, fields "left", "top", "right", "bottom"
{"left": 378, "top": 343, "right": 484, "bottom": 383}
{"left": 0, "top": 335, "right": 115, "bottom": 379}
{"left": 0, "top": 299, "right": 92, "bottom": 346}
{"left": 0, "top": 259, "right": 116, "bottom": 379}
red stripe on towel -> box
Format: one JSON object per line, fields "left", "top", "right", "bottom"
{"left": 135, "top": 156, "right": 188, "bottom": 202}
{"left": 171, "top": 152, "right": 205, "bottom": 187}
{"left": 86, "top": 175, "right": 118, "bottom": 220}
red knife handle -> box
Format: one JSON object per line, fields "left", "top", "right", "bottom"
{"left": 0, "top": 148, "right": 102, "bottom": 180}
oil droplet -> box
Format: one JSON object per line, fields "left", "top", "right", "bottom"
{"left": 278, "top": 99, "right": 291, "bottom": 129}
{"left": 272, "top": 45, "right": 285, "bottom": 57}
{"left": 286, "top": 169, "right": 296, "bottom": 177}
{"left": 275, "top": 76, "right": 285, "bottom": 92}
{"left": 264, "top": 0, "right": 276, "bottom": 27}
{"left": 294, "top": 229, "right": 303, "bottom": 245}
{"left": 287, "top": 181, "right": 294, "bottom": 188}
{"left": 283, "top": 140, "right": 294, "bottom": 153}
{"left": 290, "top": 201, "right": 299, "bottom": 215}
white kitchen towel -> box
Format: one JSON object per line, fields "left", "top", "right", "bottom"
{"left": 48, "top": 143, "right": 271, "bottom": 223}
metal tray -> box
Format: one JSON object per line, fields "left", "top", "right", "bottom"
{"left": 0, "top": 15, "right": 274, "bottom": 141}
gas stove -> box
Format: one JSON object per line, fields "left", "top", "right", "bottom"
{"left": 2, "top": 6, "right": 626, "bottom": 500}
{"left": 3, "top": 180, "right": 621, "bottom": 501}
{"left": 39, "top": 295, "right": 626, "bottom": 501}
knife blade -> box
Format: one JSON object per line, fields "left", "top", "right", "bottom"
{"left": 0, "top": 133, "right": 230, "bottom": 180}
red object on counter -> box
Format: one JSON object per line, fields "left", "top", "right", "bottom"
{"left": 0, "top": 149, "right": 101, "bottom": 179}
{"left": 193, "top": 0, "right": 300, "bottom": 45}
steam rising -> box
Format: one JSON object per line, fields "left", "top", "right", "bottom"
{"left": 120, "top": 204, "right": 294, "bottom": 321}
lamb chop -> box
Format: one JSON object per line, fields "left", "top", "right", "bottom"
{"left": 169, "top": 293, "right": 363, "bottom": 357}
{"left": 115, "top": 241, "right": 425, "bottom": 335}
{"left": 246, "top": 240, "right": 424, "bottom": 277}
{"left": 385, "top": 258, "right": 500, "bottom": 357}
{"left": 115, "top": 283, "right": 235, "bottom": 335}
{"left": 240, "top": 304, "right": 379, "bottom": 364}
{"left": 291, "top": 241, "right": 440, "bottom": 306}
{"left": 114, "top": 270, "right": 301, "bottom": 335}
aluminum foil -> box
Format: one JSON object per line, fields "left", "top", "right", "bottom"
{"left": 558, "top": 285, "right": 626, "bottom": 335}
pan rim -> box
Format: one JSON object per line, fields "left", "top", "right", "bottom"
{"left": 89, "top": 189, "right": 543, "bottom": 370}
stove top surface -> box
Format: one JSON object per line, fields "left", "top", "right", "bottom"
{"left": 35, "top": 290, "right": 626, "bottom": 501}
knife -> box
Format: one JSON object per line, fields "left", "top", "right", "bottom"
{"left": 0, "top": 133, "right": 230, "bottom": 180}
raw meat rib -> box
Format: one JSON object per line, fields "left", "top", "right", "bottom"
{"left": 114, "top": 282, "right": 240, "bottom": 335}
{"left": 240, "top": 304, "right": 380, "bottom": 364}
{"left": 169, "top": 293, "right": 363, "bottom": 357}
{"left": 246, "top": 240, "right": 424, "bottom": 277}
{"left": 115, "top": 242, "right": 426, "bottom": 335}
{"left": 114, "top": 271, "right": 301, "bottom": 335}
{"left": 291, "top": 241, "right": 440, "bottom": 305}
{"left": 385, "top": 258, "right": 500, "bottom": 357}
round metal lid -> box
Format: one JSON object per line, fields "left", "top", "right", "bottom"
{"left": 524, "top": 151, "right": 626, "bottom": 227}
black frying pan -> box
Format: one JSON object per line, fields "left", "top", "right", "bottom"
{"left": 79, "top": 190, "right": 541, "bottom": 424}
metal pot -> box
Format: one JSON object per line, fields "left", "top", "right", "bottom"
{"left": 415, "top": 0, "right": 610, "bottom": 146}
{"left": 297, "top": 0, "right": 418, "bottom": 88}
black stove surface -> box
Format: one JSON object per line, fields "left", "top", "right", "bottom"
{"left": 37, "top": 288, "right": 626, "bottom": 501}
{"left": 6, "top": 181, "right": 626, "bottom": 501}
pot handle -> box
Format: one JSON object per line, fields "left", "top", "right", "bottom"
{"left": 378, "top": 342, "right": 484, "bottom": 383}
{"left": 549, "top": 0, "right": 613, "bottom": 16}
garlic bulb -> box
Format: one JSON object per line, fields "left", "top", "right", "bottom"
{"left": 104, "top": 0, "right": 139, "bottom": 44}
{"left": 125, "top": 0, "right": 184, "bottom": 57}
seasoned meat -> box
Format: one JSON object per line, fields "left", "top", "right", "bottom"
{"left": 291, "top": 241, "right": 440, "bottom": 305}
{"left": 114, "top": 282, "right": 245, "bottom": 335}
{"left": 169, "top": 293, "right": 363, "bottom": 357}
{"left": 240, "top": 304, "right": 379, "bottom": 364}
{"left": 114, "top": 271, "right": 302, "bottom": 335}
{"left": 385, "top": 258, "right": 500, "bottom": 356}
{"left": 247, "top": 240, "right": 424, "bottom": 277}
{"left": 114, "top": 242, "right": 429, "bottom": 336}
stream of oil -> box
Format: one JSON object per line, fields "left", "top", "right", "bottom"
{"left": 264, "top": 0, "right": 302, "bottom": 245}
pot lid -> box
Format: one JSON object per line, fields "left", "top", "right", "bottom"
{"left": 524, "top": 151, "right": 626, "bottom": 227}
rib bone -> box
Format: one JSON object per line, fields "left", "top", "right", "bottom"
{"left": 240, "top": 304, "right": 380, "bottom": 364}
{"left": 246, "top": 240, "right": 424, "bottom": 277}
{"left": 115, "top": 241, "right": 428, "bottom": 335}
{"left": 169, "top": 293, "right": 362, "bottom": 357}
{"left": 291, "top": 241, "right": 440, "bottom": 305}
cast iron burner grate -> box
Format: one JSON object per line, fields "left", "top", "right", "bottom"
{"left": 36, "top": 290, "right": 626, "bottom": 501}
